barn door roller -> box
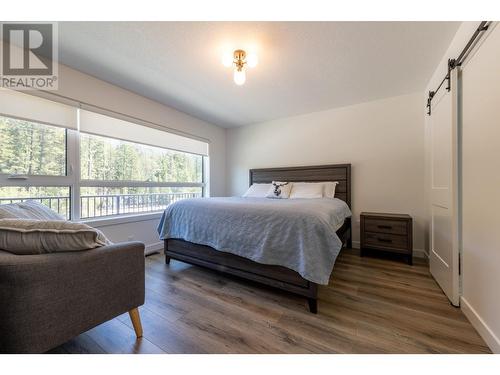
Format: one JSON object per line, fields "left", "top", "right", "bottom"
{"left": 427, "top": 21, "right": 490, "bottom": 116}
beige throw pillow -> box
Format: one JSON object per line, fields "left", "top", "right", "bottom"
{"left": 0, "top": 219, "right": 111, "bottom": 255}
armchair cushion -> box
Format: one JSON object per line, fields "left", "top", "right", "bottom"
{"left": 0, "top": 219, "right": 111, "bottom": 255}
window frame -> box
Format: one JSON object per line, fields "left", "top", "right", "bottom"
{"left": 0, "top": 117, "right": 208, "bottom": 222}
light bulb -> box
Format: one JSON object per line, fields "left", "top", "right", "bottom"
{"left": 222, "top": 52, "right": 233, "bottom": 67}
{"left": 246, "top": 53, "right": 258, "bottom": 68}
{"left": 234, "top": 69, "right": 246, "bottom": 85}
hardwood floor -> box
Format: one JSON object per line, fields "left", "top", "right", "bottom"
{"left": 48, "top": 249, "right": 491, "bottom": 354}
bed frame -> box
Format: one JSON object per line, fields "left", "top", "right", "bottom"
{"left": 164, "top": 164, "right": 352, "bottom": 313}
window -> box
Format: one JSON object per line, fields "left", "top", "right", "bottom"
{"left": 79, "top": 133, "right": 204, "bottom": 219}
{"left": 0, "top": 92, "right": 208, "bottom": 221}
{"left": 0, "top": 114, "right": 72, "bottom": 219}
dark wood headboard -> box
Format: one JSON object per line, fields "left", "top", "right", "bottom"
{"left": 249, "top": 164, "right": 351, "bottom": 208}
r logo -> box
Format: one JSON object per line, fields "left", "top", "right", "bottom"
{"left": 2, "top": 23, "right": 54, "bottom": 76}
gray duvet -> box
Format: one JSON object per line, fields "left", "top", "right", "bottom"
{"left": 157, "top": 197, "right": 352, "bottom": 284}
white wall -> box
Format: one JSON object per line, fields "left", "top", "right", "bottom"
{"left": 226, "top": 93, "right": 426, "bottom": 254}
{"left": 424, "top": 22, "right": 500, "bottom": 353}
{"left": 53, "top": 63, "right": 227, "bottom": 253}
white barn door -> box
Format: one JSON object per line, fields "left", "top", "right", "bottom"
{"left": 429, "top": 69, "right": 460, "bottom": 306}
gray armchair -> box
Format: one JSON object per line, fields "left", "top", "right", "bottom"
{"left": 0, "top": 241, "right": 145, "bottom": 353}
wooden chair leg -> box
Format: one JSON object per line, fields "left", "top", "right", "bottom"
{"left": 128, "top": 308, "right": 143, "bottom": 338}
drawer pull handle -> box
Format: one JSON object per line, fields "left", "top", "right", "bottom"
{"left": 378, "top": 225, "right": 392, "bottom": 229}
{"left": 378, "top": 238, "right": 393, "bottom": 243}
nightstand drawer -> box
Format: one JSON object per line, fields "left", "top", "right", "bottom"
{"left": 360, "top": 212, "right": 413, "bottom": 264}
{"left": 364, "top": 218, "right": 407, "bottom": 235}
{"left": 363, "top": 232, "right": 409, "bottom": 252}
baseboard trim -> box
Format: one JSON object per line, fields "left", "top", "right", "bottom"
{"left": 351, "top": 240, "right": 427, "bottom": 259}
{"left": 145, "top": 241, "right": 163, "bottom": 255}
{"left": 413, "top": 248, "right": 428, "bottom": 259}
{"left": 461, "top": 296, "right": 500, "bottom": 353}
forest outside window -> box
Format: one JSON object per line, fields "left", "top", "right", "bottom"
{"left": 0, "top": 92, "right": 208, "bottom": 221}
{"left": 80, "top": 133, "right": 203, "bottom": 183}
{"left": 0, "top": 115, "right": 67, "bottom": 177}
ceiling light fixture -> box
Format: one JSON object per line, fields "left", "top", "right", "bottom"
{"left": 222, "top": 49, "right": 258, "bottom": 86}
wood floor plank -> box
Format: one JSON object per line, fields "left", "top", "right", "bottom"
{"left": 117, "top": 306, "right": 213, "bottom": 354}
{"left": 85, "top": 317, "right": 165, "bottom": 354}
{"left": 321, "top": 297, "right": 486, "bottom": 354}
{"left": 51, "top": 333, "right": 107, "bottom": 354}
{"left": 50, "top": 249, "right": 491, "bottom": 354}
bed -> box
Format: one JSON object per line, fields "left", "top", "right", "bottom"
{"left": 158, "top": 164, "right": 352, "bottom": 313}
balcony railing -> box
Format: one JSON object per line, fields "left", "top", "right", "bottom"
{"left": 0, "top": 192, "right": 201, "bottom": 220}
{"left": 0, "top": 196, "right": 70, "bottom": 219}
{"left": 79, "top": 192, "right": 200, "bottom": 219}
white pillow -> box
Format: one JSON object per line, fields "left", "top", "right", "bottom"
{"left": 243, "top": 183, "right": 272, "bottom": 198}
{"left": 289, "top": 183, "right": 324, "bottom": 199}
{"left": 323, "top": 181, "right": 339, "bottom": 199}
{"left": 266, "top": 181, "right": 292, "bottom": 199}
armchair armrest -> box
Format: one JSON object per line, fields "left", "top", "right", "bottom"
{"left": 0, "top": 241, "right": 145, "bottom": 353}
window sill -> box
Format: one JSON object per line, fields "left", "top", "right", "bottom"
{"left": 81, "top": 211, "right": 163, "bottom": 228}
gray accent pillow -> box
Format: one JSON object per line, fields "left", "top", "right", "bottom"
{"left": 0, "top": 201, "right": 65, "bottom": 220}
{"left": 0, "top": 219, "right": 111, "bottom": 255}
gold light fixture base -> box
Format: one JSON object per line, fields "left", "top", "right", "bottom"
{"left": 222, "top": 49, "right": 257, "bottom": 85}
{"left": 234, "top": 49, "right": 246, "bottom": 70}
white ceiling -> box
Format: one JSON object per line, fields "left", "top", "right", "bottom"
{"left": 57, "top": 22, "right": 460, "bottom": 128}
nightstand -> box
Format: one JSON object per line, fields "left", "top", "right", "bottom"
{"left": 360, "top": 212, "right": 413, "bottom": 265}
